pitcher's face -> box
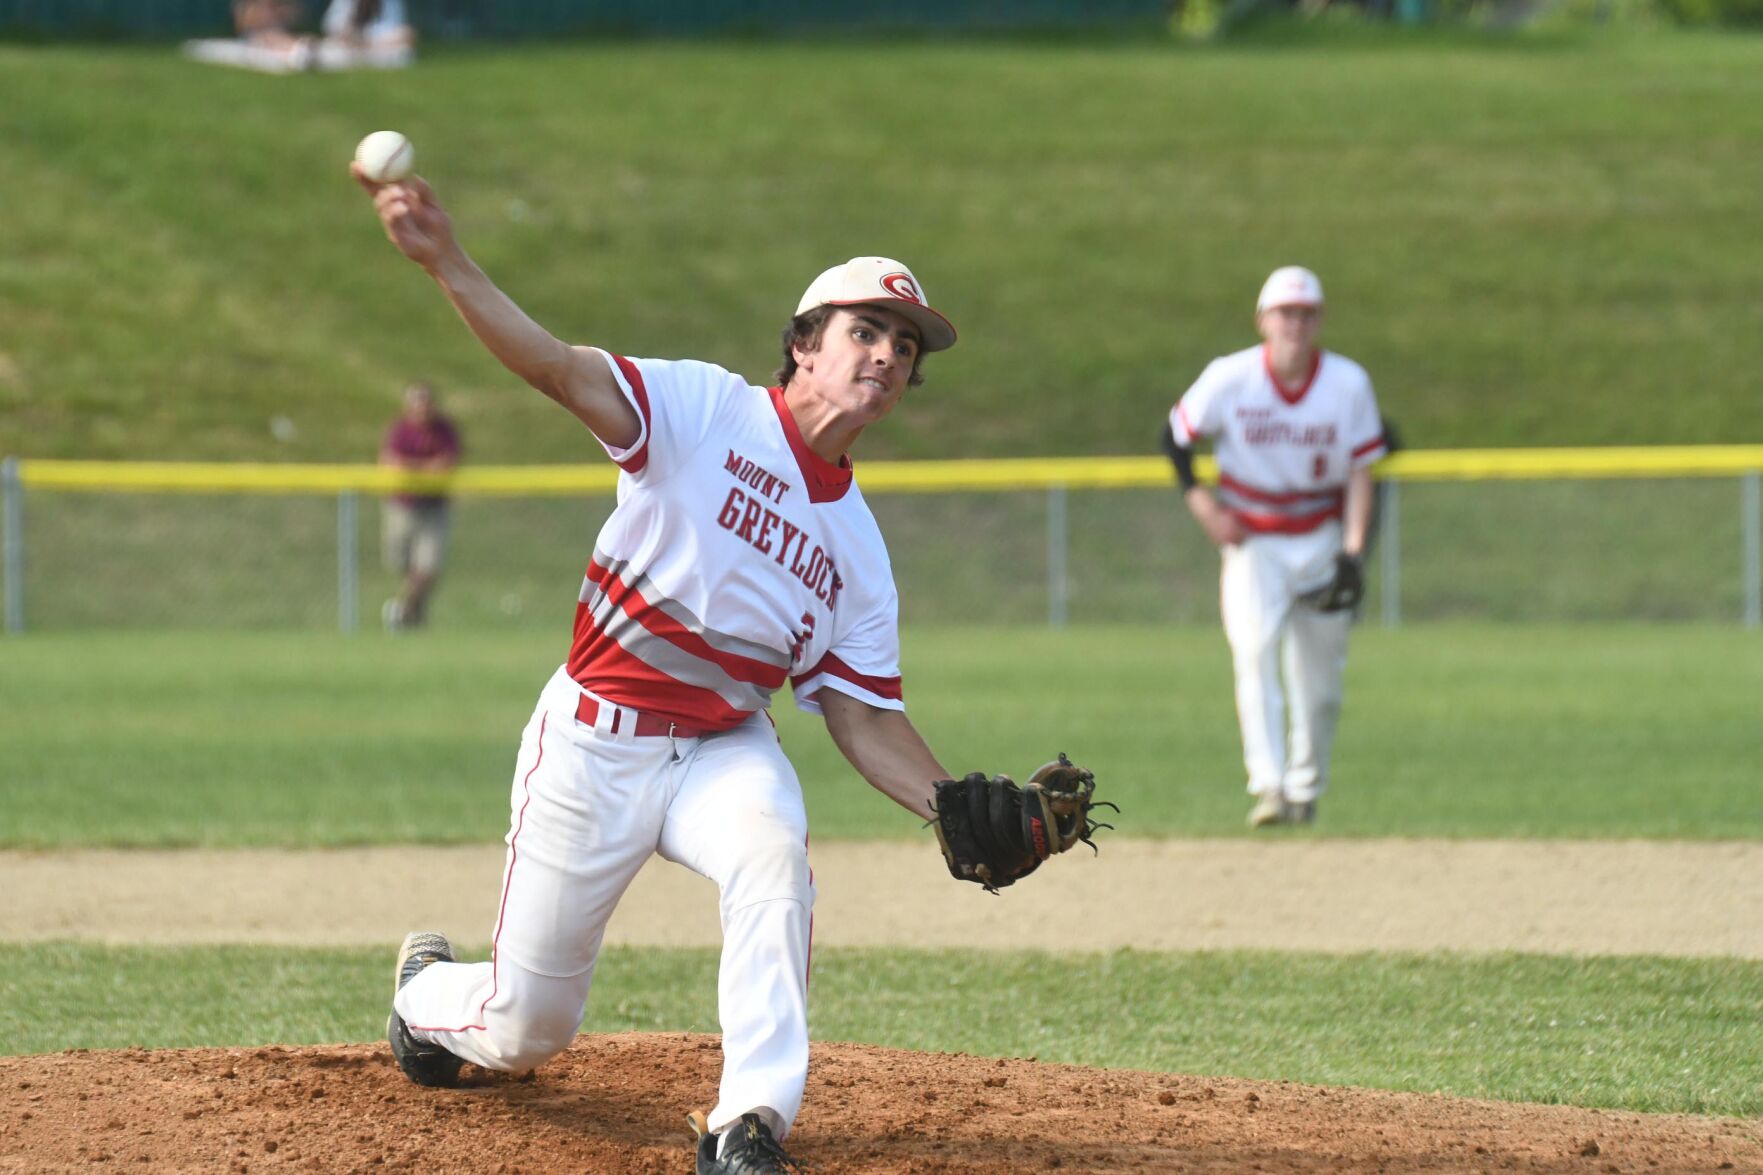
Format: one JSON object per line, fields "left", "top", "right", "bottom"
{"left": 794, "top": 306, "right": 921, "bottom": 425}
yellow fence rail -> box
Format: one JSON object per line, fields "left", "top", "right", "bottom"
{"left": 4, "top": 448, "right": 1760, "bottom": 632}
{"left": 13, "top": 445, "right": 1763, "bottom": 496}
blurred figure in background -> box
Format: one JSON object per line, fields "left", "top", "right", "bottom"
{"left": 379, "top": 382, "right": 460, "bottom": 631}
{"left": 192, "top": 0, "right": 413, "bottom": 70}
{"left": 318, "top": 0, "right": 416, "bottom": 68}
{"left": 232, "top": 0, "right": 305, "bottom": 46}
{"left": 186, "top": 0, "right": 313, "bottom": 71}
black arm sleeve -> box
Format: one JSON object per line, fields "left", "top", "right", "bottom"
{"left": 1160, "top": 420, "right": 1198, "bottom": 491}
{"left": 1379, "top": 414, "right": 1402, "bottom": 455}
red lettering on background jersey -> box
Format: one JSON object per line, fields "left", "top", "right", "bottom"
{"left": 1242, "top": 422, "right": 1339, "bottom": 447}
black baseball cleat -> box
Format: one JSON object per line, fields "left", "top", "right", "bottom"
{"left": 691, "top": 1111, "right": 808, "bottom": 1174}
{"left": 386, "top": 930, "right": 465, "bottom": 1088}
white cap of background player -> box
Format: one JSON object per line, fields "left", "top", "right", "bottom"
{"left": 1256, "top": 266, "right": 1325, "bottom": 313}
{"left": 796, "top": 256, "right": 958, "bottom": 353}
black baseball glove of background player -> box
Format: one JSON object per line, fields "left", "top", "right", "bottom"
{"left": 1298, "top": 552, "right": 1364, "bottom": 612}
{"left": 930, "top": 754, "right": 1112, "bottom": 893}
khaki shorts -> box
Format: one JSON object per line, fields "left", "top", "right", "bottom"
{"left": 382, "top": 500, "right": 451, "bottom": 576}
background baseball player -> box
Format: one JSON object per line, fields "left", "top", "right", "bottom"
{"left": 377, "top": 380, "right": 459, "bottom": 631}
{"left": 351, "top": 162, "right": 1098, "bottom": 1173}
{"left": 1162, "top": 266, "right": 1387, "bottom": 827}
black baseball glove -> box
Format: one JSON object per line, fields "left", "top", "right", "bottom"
{"left": 930, "top": 753, "right": 1112, "bottom": 893}
{"left": 1298, "top": 552, "right": 1364, "bottom": 612}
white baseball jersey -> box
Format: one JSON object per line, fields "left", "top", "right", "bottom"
{"left": 1170, "top": 345, "right": 1386, "bottom": 535}
{"left": 568, "top": 351, "right": 904, "bottom": 731}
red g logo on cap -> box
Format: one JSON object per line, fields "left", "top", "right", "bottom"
{"left": 880, "top": 272, "right": 924, "bottom": 305}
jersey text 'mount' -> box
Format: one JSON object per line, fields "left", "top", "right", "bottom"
{"left": 724, "top": 448, "right": 793, "bottom": 504}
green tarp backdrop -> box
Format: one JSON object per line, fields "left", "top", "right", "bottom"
{"left": 0, "top": 0, "right": 1170, "bottom": 39}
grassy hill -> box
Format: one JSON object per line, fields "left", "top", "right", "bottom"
{"left": 2, "top": 30, "right": 1761, "bottom": 463}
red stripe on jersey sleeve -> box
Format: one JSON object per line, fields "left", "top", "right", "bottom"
{"left": 609, "top": 354, "right": 652, "bottom": 475}
{"left": 791, "top": 652, "right": 903, "bottom": 701}
{"left": 1352, "top": 435, "right": 1388, "bottom": 461}
{"left": 1175, "top": 402, "right": 1201, "bottom": 444}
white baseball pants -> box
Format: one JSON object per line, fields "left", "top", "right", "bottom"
{"left": 1219, "top": 524, "right": 1353, "bottom": 803}
{"left": 394, "top": 666, "right": 815, "bottom": 1141}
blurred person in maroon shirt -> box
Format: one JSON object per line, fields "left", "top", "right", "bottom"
{"left": 379, "top": 382, "right": 460, "bottom": 630}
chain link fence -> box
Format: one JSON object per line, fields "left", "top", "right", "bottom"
{"left": 4, "top": 457, "right": 1759, "bottom": 631}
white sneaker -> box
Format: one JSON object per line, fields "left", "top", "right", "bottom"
{"left": 381, "top": 598, "right": 404, "bottom": 631}
{"left": 1286, "top": 799, "right": 1317, "bottom": 825}
{"left": 1247, "top": 793, "right": 1286, "bottom": 827}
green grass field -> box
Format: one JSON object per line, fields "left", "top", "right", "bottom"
{"left": 2, "top": 625, "right": 1759, "bottom": 846}
{"left": 3, "top": 31, "right": 1762, "bottom": 463}
{"left": 5, "top": 943, "right": 1760, "bottom": 1116}
{"left": 4, "top": 624, "right": 1760, "bottom": 1114}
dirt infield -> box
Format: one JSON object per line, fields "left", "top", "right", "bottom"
{"left": 7, "top": 839, "right": 1763, "bottom": 956}
{"left": 5, "top": 840, "right": 1762, "bottom": 1172}
{"left": 5, "top": 1035, "right": 1761, "bottom": 1174}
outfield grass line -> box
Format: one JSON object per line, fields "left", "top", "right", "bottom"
{"left": 7, "top": 627, "right": 1761, "bottom": 843}
{"left": 7, "top": 838, "right": 1760, "bottom": 958}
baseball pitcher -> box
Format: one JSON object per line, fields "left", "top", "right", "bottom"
{"left": 351, "top": 159, "right": 1105, "bottom": 1174}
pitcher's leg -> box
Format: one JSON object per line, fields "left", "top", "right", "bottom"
{"left": 1283, "top": 606, "right": 1351, "bottom": 803}
{"left": 396, "top": 954, "right": 596, "bottom": 1073}
{"left": 1221, "top": 541, "right": 1291, "bottom": 798}
{"left": 659, "top": 718, "right": 813, "bottom": 1142}
{"left": 708, "top": 882, "right": 812, "bottom": 1141}
{"left": 396, "top": 674, "right": 671, "bottom": 1076}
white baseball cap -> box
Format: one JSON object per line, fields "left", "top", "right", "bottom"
{"left": 795, "top": 256, "right": 958, "bottom": 353}
{"left": 1256, "top": 266, "right": 1325, "bottom": 313}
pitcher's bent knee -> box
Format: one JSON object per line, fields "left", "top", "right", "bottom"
{"left": 470, "top": 968, "right": 590, "bottom": 1071}
{"left": 481, "top": 1013, "right": 578, "bottom": 1071}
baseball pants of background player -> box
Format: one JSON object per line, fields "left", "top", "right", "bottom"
{"left": 394, "top": 666, "right": 816, "bottom": 1142}
{"left": 381, "top": 499, "right": 451, "bottom": 577}
{"left": 1219, "top": 523, "right": 1353, "bottom": 804}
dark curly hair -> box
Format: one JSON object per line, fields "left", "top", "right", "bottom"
{"left": 773, "top": 305, "right": 927, "bottom": 389}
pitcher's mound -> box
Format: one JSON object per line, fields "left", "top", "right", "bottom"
{"left": 3, "top": 1033, "right": 1756, "bottom": 1172}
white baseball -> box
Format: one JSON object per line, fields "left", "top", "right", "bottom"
{"left": 354, "top": 131, "right": 415, "bottom": 183}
